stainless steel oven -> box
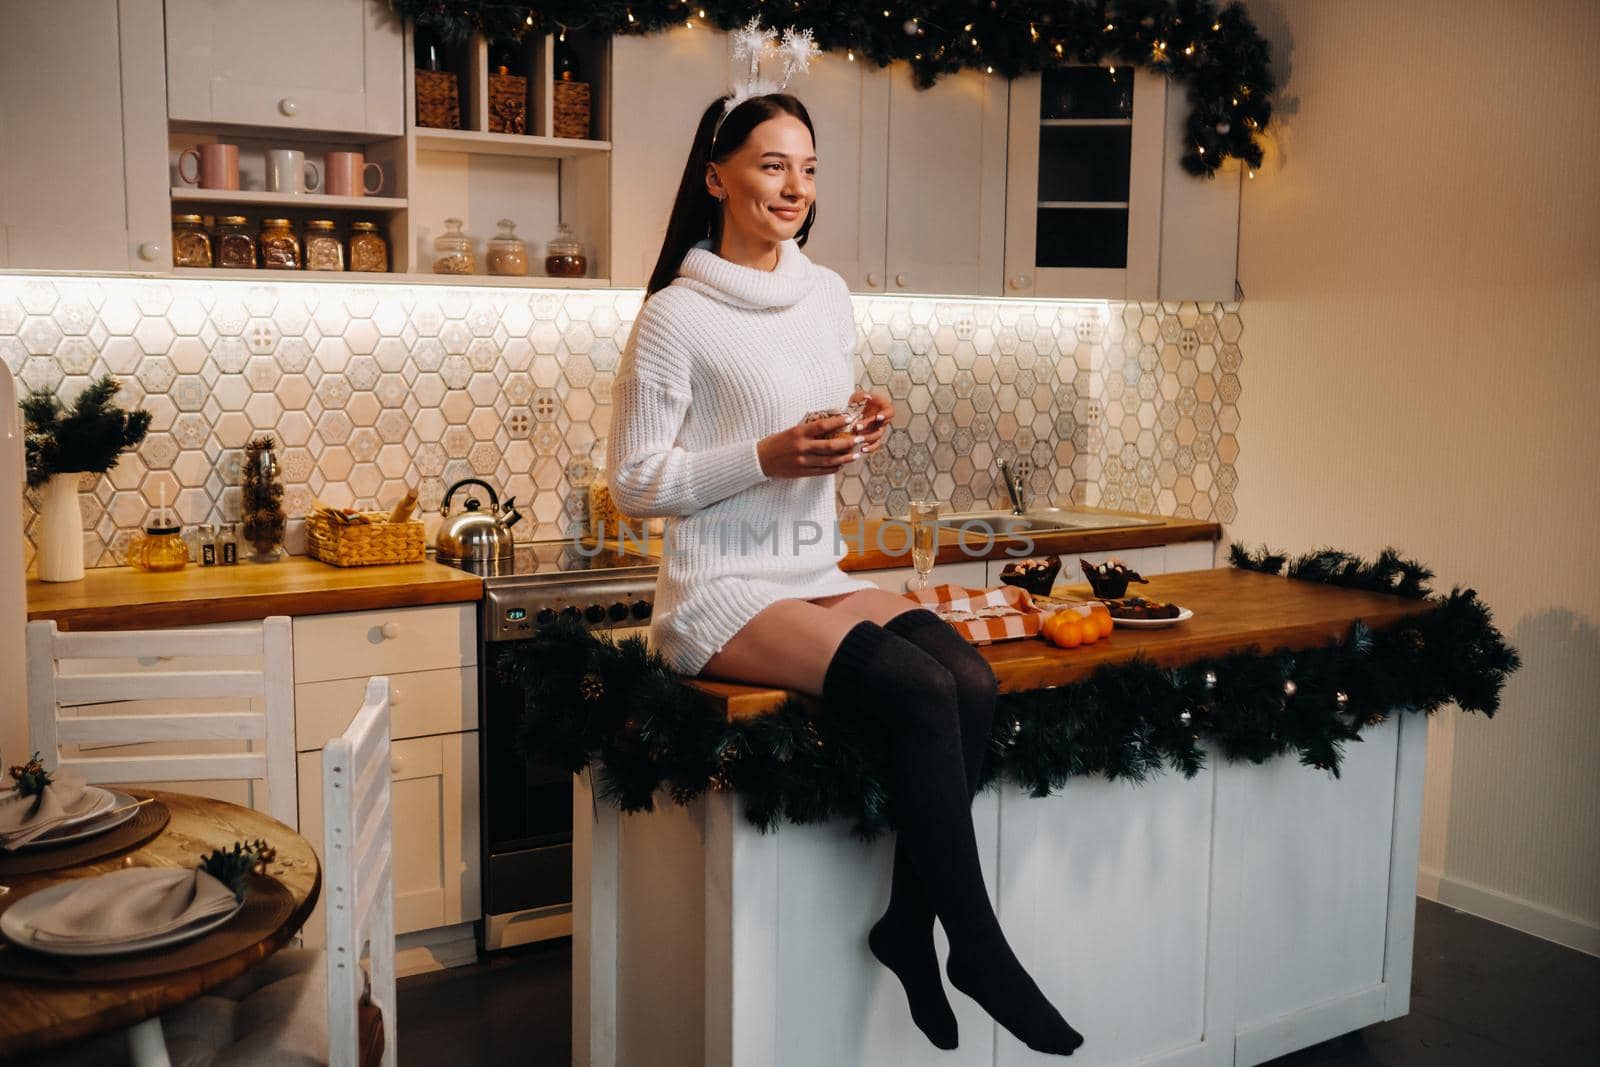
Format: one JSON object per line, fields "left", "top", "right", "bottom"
{"left": 450, "top": 539, "right": 657, "bottom": 953}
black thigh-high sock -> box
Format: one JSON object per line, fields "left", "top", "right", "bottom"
{"left": 865, "top": 609, "right": 997, "bottom": 1048}
{"left": 824, "top": 622, "right": 1084, "bottom": 1056}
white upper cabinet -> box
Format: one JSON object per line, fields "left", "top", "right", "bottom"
{"left": 0, "top": 0, "right": 170, "bottom": 272}
{"left": 1005, "top": 67, "right": 1241, "bottom": 301}
{"left": 792, "top": 58, "right": 889, "bottom": 295}
{"left": 165, "top": 0, "right": 404, "bottom": 135}
{"left": 883, "top": 66, "right": 1008, "bottom": 297}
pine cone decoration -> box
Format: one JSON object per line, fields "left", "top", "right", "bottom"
{"left": 579, "top": 673, "right": 605, "bottom": 701}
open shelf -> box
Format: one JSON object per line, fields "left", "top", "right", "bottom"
{"left": 170, "top": 188, "right": 409, "bottom": 211}
{"left": 413, "top": 127, "right": 609, "bottom": 159}
{"left": 171, "top": 267, "right": 611, "bottom": 289}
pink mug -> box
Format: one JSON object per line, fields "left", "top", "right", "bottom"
{"left": 324, "top": 151, "right": 384, "bottom": 197}
{"left": 178, "top": 143, "right": 240, "bottom": 190}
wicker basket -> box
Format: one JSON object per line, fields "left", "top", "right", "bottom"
{"left": 304, "top": 512, "right": 425, "bottom": 567}
{"left": 489, "top": 72, "right": 527, "bottom": 134}
{"left": 415, "top": 70, "right": 460, "bottom": 130}
{"left": 553, "top": 80, "right": 591, "bottom": 139}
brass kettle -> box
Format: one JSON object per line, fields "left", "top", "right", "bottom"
{"left": 435, "top": 478, "right": 522, "bottom": 564}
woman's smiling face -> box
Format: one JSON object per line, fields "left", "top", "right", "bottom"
{"left": 707, "top": 113, "right": 816, "bottom": 246}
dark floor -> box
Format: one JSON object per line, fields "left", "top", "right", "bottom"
{"left": 397, "top": 898, "right": 1599, "bottom": 1066}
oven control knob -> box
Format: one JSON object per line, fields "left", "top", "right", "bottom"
{"left": 536, "top": 608, "right": 557, "bottom": 625}
{"left": 608, "top": 602, "right": 629, "bottom": 621}
{"left": 585, "top": 604, "right": 606, "bottom": 623}
{"left": 560, "top": 606, "right": 581, "bottom": 620}
{"left": 630, "top": 601, "right": 652, "bottom": 619}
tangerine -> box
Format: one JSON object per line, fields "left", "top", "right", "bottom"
{"left": 1051, "top": 615, "right": 1084, "bottom": 648}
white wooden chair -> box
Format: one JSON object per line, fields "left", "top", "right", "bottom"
{"left": 41, "top": 678, "right": 398, "bottom": 1067}
{"left": 24, "top": 617, "right": 297, "bottom": 826}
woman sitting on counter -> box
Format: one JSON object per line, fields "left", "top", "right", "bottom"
{"left": 604, "top": 84, "right": 1084, "bottom": 1057}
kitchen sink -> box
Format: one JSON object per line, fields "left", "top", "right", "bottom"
{"left": 933, "top": 508, "right": 1160, "bottom": 536}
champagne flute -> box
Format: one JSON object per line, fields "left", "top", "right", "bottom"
{"left": 907, "top": 499, "right": 939, "bottom": 592}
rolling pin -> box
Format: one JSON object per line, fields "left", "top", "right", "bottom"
{"left": 387, "top": 487, "right": 419, "bottom": 524}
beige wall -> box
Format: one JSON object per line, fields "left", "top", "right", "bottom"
{"left": 1235, "top": 0, "right": 1600, "bottom": 952}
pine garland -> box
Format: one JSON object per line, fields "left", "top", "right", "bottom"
{"left": 502, "top": 546, "right": 1518, "bottom": 836}
{"left": 391, "top": 0, "right": 1275, "bottom": 177}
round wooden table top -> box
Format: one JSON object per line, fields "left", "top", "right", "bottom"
{"left": 0, "top": 790, "right": 321, "bottom": 1058}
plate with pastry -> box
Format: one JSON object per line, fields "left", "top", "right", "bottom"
{"left": 1101, "top": 596, "right": 1193, "bottom": 628}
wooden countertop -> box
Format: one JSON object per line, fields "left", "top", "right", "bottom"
{"left": 687, "top": 568, "right": 1435, "bottom": 720}
{"left": 26, "top": 556, "right": 482, "bottom": 631}
{"left": 613, "top": 509, "right": 1219, "bottom": 571}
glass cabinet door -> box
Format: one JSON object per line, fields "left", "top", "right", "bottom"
{"left": 1005, "top": 66, "right": 1164, "bottom": 299}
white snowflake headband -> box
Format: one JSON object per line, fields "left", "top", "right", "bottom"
{"left": 711, "top": 18, "right": 821, "bottom": 147}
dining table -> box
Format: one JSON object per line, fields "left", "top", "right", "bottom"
{"left": 0, "top": 789, "right": 322, "bottom": 1062}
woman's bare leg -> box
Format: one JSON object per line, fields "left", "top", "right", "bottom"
{"left": 699, "top": 597, "right": 870, "bottom": 696}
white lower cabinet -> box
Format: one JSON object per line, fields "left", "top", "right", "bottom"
{"left": 291, "top": 604, "right": 480, "bottom": 949}
{"left": 296, "top": 731, "right": 480, "bottom": 948}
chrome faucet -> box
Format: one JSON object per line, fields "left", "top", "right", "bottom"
{"left": 997, "top": 458, "right": 1029, "bottom": 515}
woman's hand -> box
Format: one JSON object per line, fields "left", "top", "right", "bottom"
{"left": 850, "top": 390, "right": 894, "bottom": 454}
{"left": 757, "top": 415, "right": 861, "bottom": 478}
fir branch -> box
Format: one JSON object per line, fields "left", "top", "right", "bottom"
{"left": 19, "top": 375, "right": 150, "bottom": 489}
{"left": 197, "top": 838, "right": 277, "bottom": 901}
{"left": 7, "top": 753, "right": 54, "bottom": 805}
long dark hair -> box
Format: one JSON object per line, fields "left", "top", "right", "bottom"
{"left": 645, "top": 93, "right": 817, "bottom": 296}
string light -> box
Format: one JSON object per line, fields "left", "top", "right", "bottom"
{"left": 1055, "top": 42, "right": 1063, "bottom": 55}
{"left": 847, "top": 48, "right": 855, "bottom": 61}
{"left": 985, "top": 65, "right": 994, "bottom": 74}
{"left": 525, "top": 13, "right": 533, "bottom": 26}
{"left": 1212, "top": 21, "right": 1221, "bottom": 31}
{"left": 1247, "top": 170, "right": 1256, "bottom": 179}
{"left": 625, "top": 8, "right": 635, "bottom": 23}
{"left": 1108, "top": 65, "right": 1116, "bottom": 74}
{"left": 971, "top": 36, "right": 979, "bottom": 46}
{"left": 1104, "top": 22, "right": 1114, "bottom": 31}
{"left": 1183, "top": 44, "right": 1194, "bottom": 55}
{"left": 1029, "top": 23, "right": 1038, "bottom": 41}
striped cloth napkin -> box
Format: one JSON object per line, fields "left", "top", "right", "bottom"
{"left": 903, "top": 583, "right": 1045, "bottom": 644}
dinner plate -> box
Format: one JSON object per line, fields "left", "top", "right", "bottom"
{"left": 0, "top": 879, "right": 246, "bottom": 957}
{"left": 0, "top": 785, "right": 117, "bottom": 849}
{"left": 1109, "top": 606, "right": 1195, "bottom": 629}
{"left": 13, "top": 789, "right": 141, "bottom": 850}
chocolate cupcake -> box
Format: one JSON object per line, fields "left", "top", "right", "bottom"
{"left": 1000, "top": 554, "right": 1061, "bottom": 596}
{"left": 1079, "top": 557, "right": 1150, "bottom": 599}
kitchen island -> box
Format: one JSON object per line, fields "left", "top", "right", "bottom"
{"left": 574, "top": 568, "right": 1438, "bottom": 1067}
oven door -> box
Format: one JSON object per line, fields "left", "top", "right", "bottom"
{"left": 480, "top": 624, "right": 651, "bottom": 951}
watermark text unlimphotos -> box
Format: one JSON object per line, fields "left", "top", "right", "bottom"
{"left": 572, "top": 519, "right": 1037, "bottom": 561}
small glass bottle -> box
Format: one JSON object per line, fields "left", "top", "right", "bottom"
{"left": 259, "top": 218, "right": 301, "bottom": 269}
{"left": 219, "top": 522, "right": 239, "bottom": 565}
{"left": 486, "top": 218, "right": 528, "bottom": 276}
{"left": 198, "top": 522, "right": 217, "bottom": 566}
{"left": 348, "top": 221, "right": 388, "bottom": 272}
{"left": 432, "top": 217, "right": 475, "bottom": 274}
{"left": 216, "top": 215, "right": 256, "bottom": 269}
{"left": 544, "top": 222, "right": 586, "bottom": 278}
{"left": 131, "top": 521, "right": 189, "bottom": 572}
{"left": 171, "top": 214, "right": 212, "bottom": 268}
{"left": 304, "top": 219, "right": 344, "bottom": 271}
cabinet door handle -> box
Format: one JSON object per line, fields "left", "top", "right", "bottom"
{"left": 390, "top": 752, "right": 406, "bottom": 775}
{"left": 388, "top": 687, "right": 403, "bottom": 706}
{"left": 894, "top": 273, "right": 908, "bottom": 288}
{"left": 380, "top": 621, "right": 401, "bottom": 640}
{"left": 137, "top": 242, "right": 163, "bottom": 263}
{"left": 279, "top": 97, "right": 299, "bottom": 117}
{"left": 865, "top": 272, "right": 881, "bottom": 289}
{"left": 1009, "top": 274, "right": 1031, "bottom": 290}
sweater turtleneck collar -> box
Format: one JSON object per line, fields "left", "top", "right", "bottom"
{"left": 673, "top": 238, "right": 814, "bottom": 310}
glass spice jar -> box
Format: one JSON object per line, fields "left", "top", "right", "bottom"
{"left": 348, "top": 221, "right": 388, "bottom": 272}
{"left": 130, "top": 521, "right": 189, "bottom": 572}
{"left": 432, "top": 217, "right": 475, "bottom": 274}
{"left": 215, "top": 215, "right": 256, "bottom": 269}
{"left": 486, "top": 218, "right": 528, "bottom": 276}
{"left": 304, "top": 219, "right": 343, "bottom": 271}
{"left": 171, "top": 213, "right": 212, "bottom": 268}
{"left": 544, "top": 222, "right": 587, "bottom": 278}
{"left": 259, "top": 217, "right": 301, "bottom": 269}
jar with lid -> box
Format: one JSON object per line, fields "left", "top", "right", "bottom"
{"left": 129, "top": 521, "right": 188, "bottom": 572}
{"left": 486, "top": 218, "right": 528, "bottom": 276}
{"left": 259, "top": 218, "right": 301, "bottom": 269}
{"left": 544, "top": 222, "right": 587, "bottom": 278}
{"left": 432, "top": 218, "right": 475, "bottom": 274}
{"left": 304, "top": 219, "right": 343, "bottom": 271}
{"left": 348, "top": 221, "right": 388, "bottom": 272}
{"left": 171, "top": 214, "right": 212, "bottom": 268}
{"left": 216, "top": 215, "right": 256, "bottom": 269}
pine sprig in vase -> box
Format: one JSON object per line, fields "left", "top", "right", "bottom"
{"left": 241, "top": 436, "right": 287, "bottom": 562}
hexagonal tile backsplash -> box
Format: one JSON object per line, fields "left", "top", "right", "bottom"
{"left": 1, "top": 277, "right": 1241, "bottom": 569}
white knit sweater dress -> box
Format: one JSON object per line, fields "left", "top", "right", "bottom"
{"left": 606, "top": 239, "right": 875, "bottom": 675}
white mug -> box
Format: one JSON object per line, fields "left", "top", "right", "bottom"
{"left": 265, "top": 149, "right": 321, "bottom": 195}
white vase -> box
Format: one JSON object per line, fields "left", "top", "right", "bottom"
{"left": 36, "top": 472, "right": 86, "bottom": 582}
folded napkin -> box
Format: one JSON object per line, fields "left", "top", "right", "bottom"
{"left": 27, "top": 867, "right": 239, "bottom": 946}
{"left": 0, "top": 776, "right": 105, "bottom": 849}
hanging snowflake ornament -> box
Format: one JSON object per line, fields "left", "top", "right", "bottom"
{"left": 777, "top": 26, "right": 820, "bottom": 90}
